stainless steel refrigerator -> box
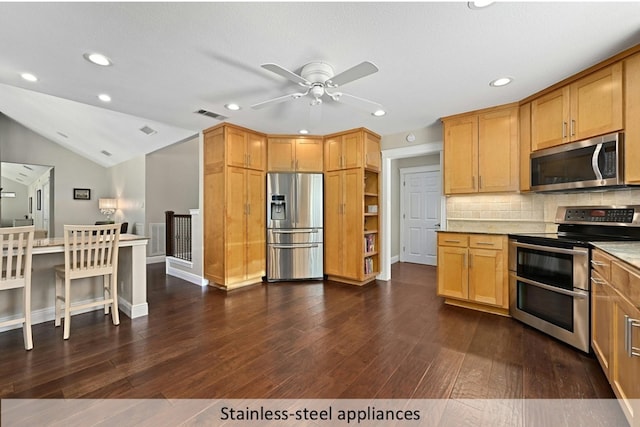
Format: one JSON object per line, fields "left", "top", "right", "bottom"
{"left": 266, "top": 172, "right": 323, "bottom": 281}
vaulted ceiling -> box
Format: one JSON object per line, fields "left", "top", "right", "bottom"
{"left": 1, "top": 2, "right": 639, "bottom": 167}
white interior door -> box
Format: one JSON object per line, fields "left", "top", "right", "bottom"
{"left": 400, "top": 168, "right": 441, "bottom": 265}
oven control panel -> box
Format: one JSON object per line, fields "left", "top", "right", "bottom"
{"left": 562, "top": 207, "right": 636, "bottom": 223}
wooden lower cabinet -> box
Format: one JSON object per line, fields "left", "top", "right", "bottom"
{"left": 591, "top": 249, "right": 640, "bottom": 427}
{"left": 437, "top": 232, "right": 509, "bottom": 316}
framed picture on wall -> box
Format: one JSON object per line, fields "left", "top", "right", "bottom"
{"left": 36, "top": 189, "right": 41, "bottom": 211}
{"left": 73, "top": 188, "right": 91, "bottom": 200}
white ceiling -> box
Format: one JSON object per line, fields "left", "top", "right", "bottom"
{"left": 1, "top": 2, "right": 640, "bottom": 168}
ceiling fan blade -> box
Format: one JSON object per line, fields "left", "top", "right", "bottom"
{"left": 334, "top": 92, "right": 383, "bottom": 112}
{"left": 326, "top": 61, "right": 379, "bottom": 87}
{"left": 251, "top": 92, "right": 307, "bottom": 110}
{"left": 261, "top": 63, "right": 311, "bottom": 86}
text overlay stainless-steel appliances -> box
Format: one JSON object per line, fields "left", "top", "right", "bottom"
{"left": 531, "top": 132, "right": 624, "bottom": 192}
{"left": 267, "top": 173, "right": 323, "bottom": 281}
{"left": 509, "top": 205, "right": 640, "bottom": 353}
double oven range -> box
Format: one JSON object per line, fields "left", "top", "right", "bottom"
{"left": 509, "top": 205, "right": 640, "bottom": 353}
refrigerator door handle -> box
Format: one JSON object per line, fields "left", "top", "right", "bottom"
{"left": 272, "top": 229, "right": 318, "bottom": 234}
{"left": 271, "top": 244, "right": 319, "bottom": 249}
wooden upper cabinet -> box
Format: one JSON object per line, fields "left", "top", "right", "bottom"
{"left": 443, "top": 104, "right": 518, "bottom": 195}
{"left": 519, "top": 102, "right": 532, "bottom": 192}
{"left": 531, "top": 62, "right": 623, "bottom": 151}
{"left": 478, "top": 107, "right": 519, "bottom": 193}
{"left": 364, "top": 131, "right": 381, "bottom": 171}
{"left": 267, "top": 137, "right": 323, "bottom": 172}
{"left": 443, "top": 115, "right": 477, "bottom": 194}
{"left": 624, "top": 52, "right": 640, "bottom": 184}
{"left": 324, "top": 129, "right": 366, "bottom": 171}
{"left": 225, "top": 126, "right": 266, "bottom": 171}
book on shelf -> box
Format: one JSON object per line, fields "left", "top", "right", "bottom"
{"left": 364, "top": 256, "right": 374, "bottom": 275}
{"left": 364, "top": 234, "right": 376, "bottom": 253}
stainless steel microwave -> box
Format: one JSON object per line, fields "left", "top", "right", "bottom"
{"left": 530, "top": 132, "right": 624, "bottom": 192}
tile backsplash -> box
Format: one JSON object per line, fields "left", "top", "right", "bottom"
{"left": 446, "top": 188, "right": 640, "bottom": 234}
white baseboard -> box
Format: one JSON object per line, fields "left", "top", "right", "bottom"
{"left": 146, "top": 255, "right": 166, "bottom": 264}
{"left": 166, "top": 264, "right": 209, "bottom": 287}
{"left": 391, "top": 255, "right": 400, "bottom": 264}
{"left": 117, "top": 297, "right": 149, "bottom": 318}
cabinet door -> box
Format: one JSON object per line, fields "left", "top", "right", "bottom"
{"left": 342, "top": 132, "right": 363, "bottom": 169}
{"left": 295, "top": 138, "right": 323, "bottom": 171}
{"left": 268, "top": 138, "right": 295, "bottom": 171}
{"left": 324, "top": 137, "right": 342, "bottom": 171}
{"left": 591, "top": 271, "right": 613, "bottom": 379}
{"left": 468, "top": 248, "right": 505, "bottom": 307}
{"left": 570, "top": 63, "right": 623, "bottom": 141}
{"left": 443, "top": 116, "right": 477, "bottom": 194}
{"left": 612, "top": 296, "right": 640, "bottom": 424}
{"left": 519, "top": 102, "right": 532, "bottom": 191}
{"left": 246, "top": 131, "right": 266, "bottom": 171}
{"left": 226, "top": 127, "right": 248, "bottom": 168}
{"left": 342, "top": 168, "right": 363, "bottom": 279}
{"left": 437, "top": 246, "right": 468, "bottom": 300}
{"left": 246, "top": 169, "right": 265, "bottom": 279}
{"left": 226, "top": 167, "right": 248, "bottom": 283}
{"left": 324, "top": 171, "right": 343, "bottom": 276}
{"left": 478, "top": 107, "right": 518, "bottom": 193}
{"left": 531, "top": 86, "right": 570, "bottom": 150}
{"left": 364, "top": 132, "right": 381, "bottom": 171}
{"left": 625, "top": 52, "right": 640, "bottom": 184}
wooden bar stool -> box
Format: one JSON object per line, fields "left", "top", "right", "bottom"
{"left": 55, "top": 224, "right": 121, "bottom": 340}
{"left": 0, "top": 225, "right": 35, "bottom": 350}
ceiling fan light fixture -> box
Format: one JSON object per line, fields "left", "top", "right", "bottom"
{"left": 372, "top": 109, "right": 386, "bottom": 117}
{"left": 83, "top": 52, "right": 112, "bottom": 66}
{"left": 224, "top": 103, "right": 241, "bottom": 111}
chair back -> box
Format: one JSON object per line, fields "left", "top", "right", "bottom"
{"left": 0, "top": 226, "right": 35, "bottom": 290}
{"left": 63, "top": 224, "right": 120, "bottom": 279}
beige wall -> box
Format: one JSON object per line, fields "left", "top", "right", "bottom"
{"left": 381, "top": 121, "right": 442, "bottom": 150}
{"left": 108, "top": 156, "right": 146, "bottom": 234}
{"left": 0, "top": 176, "right": 28, "bottom": 227}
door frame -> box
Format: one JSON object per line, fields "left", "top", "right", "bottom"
{"left": 399, "top": 164, "right": 441, "bottom": 264}
{"left": 380, "top": 142, "right": 444, "bottom": 281}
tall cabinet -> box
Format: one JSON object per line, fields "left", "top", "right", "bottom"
{"left": 203, "top": 123, "right": 266, "bottom": 289}
{"left": 324, "top": 128, "right": 381, "bottom": 285}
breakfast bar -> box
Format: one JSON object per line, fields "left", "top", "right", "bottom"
{"left": 0, "top": 234, "right": 149, "bottom": 330}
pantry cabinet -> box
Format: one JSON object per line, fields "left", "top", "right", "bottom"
{"left": 531, "top": 62, "right": 623, "bottom": 151}
{"left": 203, "top": 124, "right": 266, "bottom": 289}
{"left": 267, "top": 136, "right": 323, "bottom": 172}
{"left": 591, "top": 248, "right": 640, "bottom": 427}
{"left": 442, "top": 104, "right": 518, "bottom": 195}
{"left": 226, "top": 124, "right": 267, "bottom": 171}
{"left": 437, "top": 232, "right": 509, "bottom": 316}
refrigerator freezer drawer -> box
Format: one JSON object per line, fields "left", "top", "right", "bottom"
{"left": 267, "top": 228, "right": 323, "bottom": 244}
{"left": 267, "top": 243, "right": 324, "bottom": 281}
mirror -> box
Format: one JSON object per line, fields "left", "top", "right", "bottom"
{"left": 1, "top": 162, "right": 54, "bottom": 237}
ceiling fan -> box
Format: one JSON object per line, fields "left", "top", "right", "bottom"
{"left": 251, "top": 61, "right": 384, "bottom": 113}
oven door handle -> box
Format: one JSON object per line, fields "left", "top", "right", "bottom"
{"left": 511, "top": 241, "right": 588, "bottom": 256}
{"left": 513, "top": 275, "right": 588, "bottom": 299}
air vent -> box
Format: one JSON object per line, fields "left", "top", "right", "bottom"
{"left": 139, "top": 125, "right": 157, "bottom": 135}
{"left": 56, "top": 131, "right": 69, "bottom": 138}
{"left": 195, "top": 109, "right": 228, "bottom": 121}
{"left": 101, "top": 150, "right": 112, "bottom": 157}
{"left": 23, "top": 165, "right": 33, "bottom": 171}
{"left": 19, "top": 172, "right": 28, "bottom": 177}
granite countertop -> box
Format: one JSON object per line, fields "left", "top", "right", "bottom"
{"left": 591, "top": 242, "right": 640, "bottom": 270}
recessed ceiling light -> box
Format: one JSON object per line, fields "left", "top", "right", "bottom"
{"left": 372, "top": 109, "right": 386, "bottom": 117}
{"left": 98, "top": 94, "right": 112, "bottom": 102}
{"left": 468, "top": 1, "right": 495, "bottom": 9}
{"left": 21, "top": 73, "right": 38, "bottom": 82}
{"left": 83, "top": 52, "right": 112, "bottom": 66}
{"left": 489, "top": 77, "right": 514, "bottom": 87}
{"left": 299, "top": 129, "right": 309, "bottom": 134}
{"left": 225, "top": 103, "right": 241, "bottom": 111}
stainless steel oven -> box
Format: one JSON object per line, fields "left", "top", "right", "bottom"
{"left": 509, "top": 239, "right": 590, "bottom": 352}
{"left": 509, "top": 205, "right": 640, "bottom": 353}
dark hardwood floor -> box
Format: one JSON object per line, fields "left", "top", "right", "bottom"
{"left": 0, "top": 262, "right": 617, "bottom": 401}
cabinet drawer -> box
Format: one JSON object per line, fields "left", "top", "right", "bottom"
{"left": 438, "top": 233, "right": 468, "bottom": 248}
{"left": 591, "top": 249, "right": 614, "bottom": 281}
{"left": 469, "top": 234, "right": 503, "bottom": 250}
{"left": 611, "top": 261, "right": 640, "bottom": 309}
